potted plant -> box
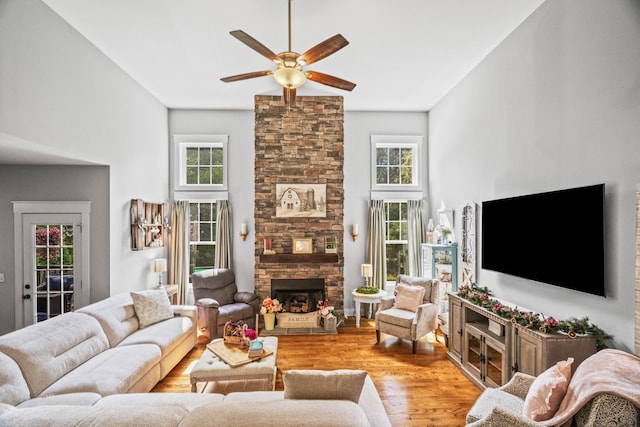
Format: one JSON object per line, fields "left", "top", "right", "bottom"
{"left": 325, "top": 236, "right": 337, "bottom": 253}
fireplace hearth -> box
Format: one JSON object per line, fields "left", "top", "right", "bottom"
{"left": 271, "top": 278, "right": 324, "bottom": 314}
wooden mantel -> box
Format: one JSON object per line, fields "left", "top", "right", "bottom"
{"left": 259, "top": 254, "right": 339, "bottom": 264}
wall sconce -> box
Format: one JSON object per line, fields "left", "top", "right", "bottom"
{"left": 352, "top": 224, "right": 359, "bottom": 241}
{"left": 361, "top": 263, "right": 373, "bottom": 287}
{"left": 240, "top": 223, "right": 248, "bottom": 241}
{"left": 153, "top": 259, "right": 167, "bottom": 288}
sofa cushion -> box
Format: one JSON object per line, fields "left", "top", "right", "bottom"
{"left": 375, "top": 307, "right": 416, "bottom": 328}
{"left": 97, "top": 392, "right": 223, "bottom": 410}
{"left": 283, "top": 370, "right": 367, "bottom": 403}
{"left": 394, "top": 283, "right": 425, "bottom": 312}
{"left": 118, "top": 316, "right": 194, "bottom": 357}
{"left": 16, "top": 393, "right": 101, "bottom": 408}
{"left": 179, "top": 399, "right": 371, "bottom": 427}
{"left": 0, "top": 404, "right": 189, "bottom": 427}
{"left": 523, "top": 357, "right": 573, "bottom": 421}
{"left": 77, "top": 293, "right": 140, "bottom": 347}
{"left": 39, "top": 344, "right": 161, "bottom": 396}
{"left": 0, "top": 352, "right": 30, "bottom": 406}
{"left": 131, "top": 289, "right": 174, "bottom": 328}
{"left": 0, "top": 312, "right": 109, "bottom": 397}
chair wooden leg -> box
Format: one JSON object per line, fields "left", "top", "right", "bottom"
{"left": 376, "top": 329, "right": 380, "bottom": 343}
{"left": 412, "top": 340, "right": 417, "bottom": 354}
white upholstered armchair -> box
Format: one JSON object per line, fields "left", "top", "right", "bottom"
{"left": 374, "top": 275, "right": 440, "bottom": 353}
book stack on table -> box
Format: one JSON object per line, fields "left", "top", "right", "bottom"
{"left": 248, "top": 340, "right": 263, "bottom": 358}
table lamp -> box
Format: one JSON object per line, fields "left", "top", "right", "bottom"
{"left": 361, "top": 263, "right": 373, "bottom": 287}
{"left": 153, "top": 259, "right": 167, "bottom": 287}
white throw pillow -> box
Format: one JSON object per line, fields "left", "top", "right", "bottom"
{"left": 522, "top": 357, "right": 574, "bottom": 421}
{"left": 130, "top": 289, "right": 173, "bottom": 328}
{"left": 394, "top": 283, "right": 426, "bottom": 312}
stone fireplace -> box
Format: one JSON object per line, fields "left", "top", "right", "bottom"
{"left": 254, "top": 95, "right": 345, "bottom": 316}
{"left": 271, "top": 278, "right": 324, "bottom": 313}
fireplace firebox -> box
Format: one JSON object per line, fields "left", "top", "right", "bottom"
{"left": 271, "top": 278, "right": 324, "bottom": 313}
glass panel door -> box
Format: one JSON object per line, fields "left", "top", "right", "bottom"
{"left": 34, "top": 223, "right": 75, "bottom": 322}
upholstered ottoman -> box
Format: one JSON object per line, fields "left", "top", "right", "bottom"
{"left": 190, "top": 337, "right": 278, "bottom": 393}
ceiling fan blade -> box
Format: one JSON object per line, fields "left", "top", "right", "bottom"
{"left": 229, "top": 30, "right": 279, "bottom": 62}
{"left": 220, "top": 70, "right": 273, "bottom": 83}
{"left": 299, "top": 34, "right": 349, "bottom": 66}
{"left": 283, "top": 87, "right": 296, "bottom": 106}
{"left": 305, "top": 71, "right": 356, "bottom": 91}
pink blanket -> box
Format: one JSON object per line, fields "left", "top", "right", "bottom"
{"left": 541, "top": 348, "right": 640, "bottom": 427}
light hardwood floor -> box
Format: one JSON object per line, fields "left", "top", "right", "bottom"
{"left": 152, "top": 317, "right": 481, "bottom": 426}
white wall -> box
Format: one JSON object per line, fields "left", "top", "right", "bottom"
{"left": 0, "top": 0, "right": 169, "bottom": 309}
{"left": 429, "top": 0, "right": 640, "bottom": 351}
{"left": 168, "top": 110, "right": 255, "bottom": 291}
{"left": 343, "top": 111, "right": 428, "bottom": 314}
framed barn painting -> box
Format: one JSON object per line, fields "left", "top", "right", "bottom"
{"left": 276, "top": 184, "right": 326, "bottom": 218}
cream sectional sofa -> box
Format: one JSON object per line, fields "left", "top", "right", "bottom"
{"left": 0, "top": 292, "right": 197, "bottom": 401}
{"left": 0, "top": 376, "right": 390, "bottom": 426}
{"left": 0, "top": 292, "right": 392, "bottom": 426}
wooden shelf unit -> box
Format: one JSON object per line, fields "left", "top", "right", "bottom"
{"left": 448, "top": 293, "right": 597, "bottom": 389}
{"left": 130, "top": 199, "right": 167, "bottom": 250}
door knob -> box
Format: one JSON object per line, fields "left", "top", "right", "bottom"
{"left": 22, "top": 294, "right": 31, "bottom": 300}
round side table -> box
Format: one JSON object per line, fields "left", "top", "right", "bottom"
{"left": 352, "top": 289, "right": 388, "bottom": 328}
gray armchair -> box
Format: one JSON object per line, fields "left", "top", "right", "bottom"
{"left": 192, "top": 268, "right": 260, "bottom": 339}
{"left": 374, "top": 274, "right": 439, "bottom": 353}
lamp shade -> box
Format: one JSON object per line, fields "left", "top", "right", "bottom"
{"left": 153, "top": 259, "right": 167, "bottom": 273}
{"left": 273, "top": 67, "right": 306, "bottom": 89}
{"left": 361, "top": 263, "right": 373, "bottom": 278}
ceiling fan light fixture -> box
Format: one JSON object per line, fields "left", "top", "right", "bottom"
{"left": 273, "top": 67, "right": 306, "bottom": 89}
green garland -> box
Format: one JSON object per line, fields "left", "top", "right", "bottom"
{"left": 457, "top": 284, "right": 610, "bottom": 350}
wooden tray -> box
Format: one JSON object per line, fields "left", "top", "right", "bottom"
{"left": 206, "top": 339, "right": 273, "bottom": 368}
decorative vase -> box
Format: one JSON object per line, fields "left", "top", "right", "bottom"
{"left": 263, "top": 312, "right": 276, "bottom": 331}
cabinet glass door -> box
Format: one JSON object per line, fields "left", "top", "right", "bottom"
{"left": 485, "top": 339, "right": 504, "bottom": 387}
{"left": 465, "top": 329, "right": 482, "bottom": 376}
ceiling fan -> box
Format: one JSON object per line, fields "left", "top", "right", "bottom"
{"left": 220, "top": 0, "right": 356, "bottom": 106}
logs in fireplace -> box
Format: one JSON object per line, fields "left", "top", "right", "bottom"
{"left": 271, "top": 278, "right": 324, "bottom": 313}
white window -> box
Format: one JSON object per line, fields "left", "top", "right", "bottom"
{"left": 370, "top": 135, "right": 422, "bottom": 191}
{"left": 173, "top": 135, "right": 228, "bottom": 191}
{"left": 384, "top": 200, "right": 408, "bottom": 282}
{"left": 189, "top": 201, "right": 217, "bottom": 275}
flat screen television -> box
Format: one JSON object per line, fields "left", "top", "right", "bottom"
{"left": 481, "top": 184, "right": 605, "bottom": 297}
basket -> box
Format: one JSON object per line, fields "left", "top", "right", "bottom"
{"left": 223, "top": 320, "right": 248, "bottom": 345}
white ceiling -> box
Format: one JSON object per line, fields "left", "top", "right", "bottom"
{"left": 41, "top": 0, "right": 544, "bottom": 112}
{"left": 2, "top": 0, "right": 543, "bottom": 165}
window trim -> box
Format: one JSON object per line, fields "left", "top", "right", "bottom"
{"left": 173, "top": 134, "right": 228, "bottom": 192}
{"left": 370, "top": 134, "right": 423, "bottom": 192}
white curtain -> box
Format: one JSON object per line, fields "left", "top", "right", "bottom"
{"left": 407, "top": 199, "right": 427, "bottom": 276}
{"left": 366, "top": 199, "right": 387, "bottom": 290}
{"left": 168, "top": 200, "right": 189, "bottom": 305}
{"left": 214, "top": 200, "right": 232, "bottom": 269}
